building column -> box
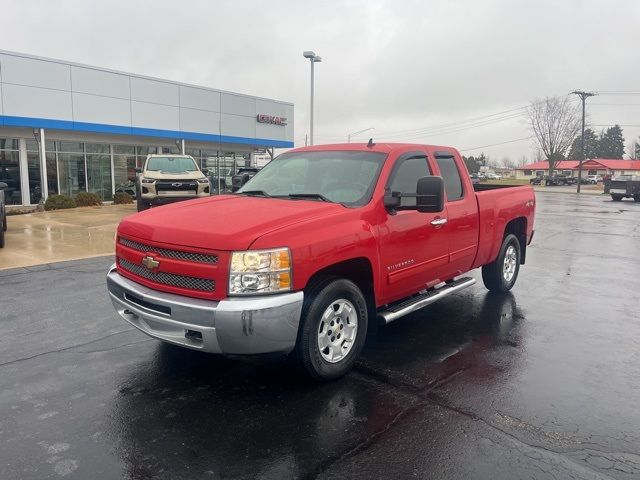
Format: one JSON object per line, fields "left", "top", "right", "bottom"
{"left": 39, "top": 128, "right": 49, "bottom": 201}
{"left": 18, "top": 138, "right": 30, "bottom": 206}
{"left": 110, "top": 144, "right": 115, "bottom": 197}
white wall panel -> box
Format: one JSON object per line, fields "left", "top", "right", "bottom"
{"left": 180, "top": 108, "right": 220, "bottom": 135}
{"left": 0, "top": 54, "right": 70, "bottom": 90}
{"left": 255, "top": 99, "right": 288, "bottom": 117}
{"left": 131, "top": 101, "right": 179, "bottom": 131}
{"left": 221, "top": 93, "right": 255, "bottom": 116}
{"left": 180, "top": 86, "right": 220, "bottom": 112}
{"left": 130, "top": 77, "right": 179, "bottom": 106}
{"left": 220, "top": 113, "right": 256, "bottom": 139}
{"left": 3, "top": 84, "right": 72, "bottom": 120}
{"left": 72, "top": 93, "right": 131, "bottom": 126}
{"left": 71, "top": 66, "right": 129, "bottom": 99}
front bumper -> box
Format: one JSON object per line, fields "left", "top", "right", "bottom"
{"left": 106, "top": 265, "right": 303, "bottom": 355}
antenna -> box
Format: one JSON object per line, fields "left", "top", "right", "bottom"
{"left": 367, "top": 138, "right": 375, "bottom": 148}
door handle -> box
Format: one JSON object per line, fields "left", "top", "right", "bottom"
{"left": 431, "top": 218, "right": 448, "bottom": 226}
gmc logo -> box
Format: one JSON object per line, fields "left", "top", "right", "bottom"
{"left": 257, "top": 114, "right": 287, "bottom": 126}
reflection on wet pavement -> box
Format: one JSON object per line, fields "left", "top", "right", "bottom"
{"left": 0, "top": 205, "right": 135, "bottom": 270}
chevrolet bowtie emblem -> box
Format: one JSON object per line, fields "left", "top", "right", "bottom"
{"left": 141, "top": 255, "right": 160, "bottom": 270}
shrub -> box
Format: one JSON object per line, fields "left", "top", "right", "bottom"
{"left": 113, "top": 192, "right": 134, "bottom": 205}
{"left": 75, "top": 192, "right": 102, "bottom": 207}
{"left": 44, "top": 195, "right": 77, "bottom": 211}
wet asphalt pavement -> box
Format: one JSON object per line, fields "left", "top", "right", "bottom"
{"left": 1, "top": 192, "right": 640, "bottom": 479}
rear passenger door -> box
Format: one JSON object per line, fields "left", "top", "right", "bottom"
{"left": 433, "top": 152, "right": 479, "bottom": 276}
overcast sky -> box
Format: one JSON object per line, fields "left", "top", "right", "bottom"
{"left": 3, "top": 0, "right": 640, "bottom": 162}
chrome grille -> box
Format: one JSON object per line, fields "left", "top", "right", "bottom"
{"left": 119, "top": 258, "right": 215, "bottom": 292}
{"left": 119, "top": 237, "right": 218, "bottom": 264}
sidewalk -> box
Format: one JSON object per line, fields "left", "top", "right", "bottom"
{"left": 0, "top": 204, "right": 136, "bottom": 270}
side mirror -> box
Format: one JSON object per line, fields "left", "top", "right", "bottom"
{"left": 134, "top": 167, "right": 142, "bottom": 174}
{"left": 0, "top": 182, "right": 7, "bottom": 190}
{"left": 416, "top": 176, "right": 445, "bottom": 213}
{"left": 383, "top": 176, "right": 445, "bottom": 213}
{"left": 201, "top": 168, "right": 209, "bottom": 175}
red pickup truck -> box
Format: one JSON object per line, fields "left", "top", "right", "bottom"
{"left": 107, "top": 143, "right": 535, "bottom": 380}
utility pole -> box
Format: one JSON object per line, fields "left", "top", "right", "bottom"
{"left": 571, "top": 90, "right": 596, "bottom": 193}
{"left": 303, "top": 51, "right": 322, "bottom": 145}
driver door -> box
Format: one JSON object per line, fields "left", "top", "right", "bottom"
{"left": 377, "top": 152, "right": 450, "bottom": 305}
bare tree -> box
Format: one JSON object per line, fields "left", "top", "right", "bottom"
{"left": 501, "top": 156, "right": 515, "bottom": 169}
{"left": 517, "top": 155, "right": 528, "bottom": 167}
{"left": 527, "top": 96, "right": 581, "bottom": 174}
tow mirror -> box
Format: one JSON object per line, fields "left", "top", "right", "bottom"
{"left": 416, "top": 176, "right": 444, "bottom": 213}
{"left": 383, "top": 176, "right": 445, "bottom": 213}
{"left": 134, "top": 167, "right": 142, "bottom": 174}
{"left": 201, "top": 168, "right": 209, "bottom": 175}
{"left": 0, "top": 182, "right": 7, "bottom": 190}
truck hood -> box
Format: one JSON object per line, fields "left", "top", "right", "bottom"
{"left": 118, "top": 195, "right": 345, "bottom": 251}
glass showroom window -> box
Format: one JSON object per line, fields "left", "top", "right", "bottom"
{"left": 56, "top": 141, "right": 86, "bottom": 197}
{"left": 86, "top": 143, "right": 112, "bottom": 201}
{"left": 26, "top": 139, "right": 58, "bottom": 202}
{"left": 0, "top": 138, "right": 21, "bottom": 205}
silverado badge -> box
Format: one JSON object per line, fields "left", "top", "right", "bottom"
{"left": 141, "top": 256, "right": 160, "bottom": 270}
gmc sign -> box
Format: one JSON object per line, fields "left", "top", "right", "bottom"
{"left": 257, "top": 114, "right": 287, "bottom": 126}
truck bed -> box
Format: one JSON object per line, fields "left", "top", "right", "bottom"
{"left": 471, "top": 184, "right": 535, "bottom": 270}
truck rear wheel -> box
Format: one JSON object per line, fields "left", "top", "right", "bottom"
{"left": 482, "top": 234, "right": 521, "bottom": 293}
{"left": 0, "top": 216, "right": 4, "bottom": 248}
{"left": 611, "top": 194, "right": 623, "bottom": 201}
{"left": 293, "top": 279, "right": 368, "bottom": 381}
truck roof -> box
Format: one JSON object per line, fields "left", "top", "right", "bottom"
{"left": 289, "top": 143, "right": 460, "bottom": 156}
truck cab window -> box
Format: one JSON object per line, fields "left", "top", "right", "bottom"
{"left": 435, "top": 155, "right": 463, "bottom": 201}
{"left": 388, "top": 156, "right": 430, "bottom": 207}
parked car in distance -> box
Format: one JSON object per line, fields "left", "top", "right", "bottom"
{"left": 545, "top": 174, "right": 575, "bottom": 186}
{"left": 231, "top": 167, "right": 260, "bottom": 192}
{"left": 135, "top": 154, "right": 210, "bottom": 212}
{"left": 0, "top": 182, "right": 6, "bottom": 248}
{"left": 470, "top": 174, "right": 480, "bottom": 185}
{"left": 529, "top": 176, "right": 544, "bottom": 185}
{"left": 107, "top": 142, "right": 536, "bottom": 381}
{"left": 585, "top": 174, "right": 601, "bottom": 184}
{"left": 486, "top": 173, "right": 502, "bottom": 180}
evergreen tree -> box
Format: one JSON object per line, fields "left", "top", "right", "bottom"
{"left": 598, "top": 125, "right": 625, "bottom": 158}
{"left": 567, "top": 128, "right": 599, "bottom": 159}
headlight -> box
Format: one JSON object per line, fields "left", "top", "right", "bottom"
{"left": 229, "top": 248, "right": 291, "bottom": 295}
{"left": 197, "top": 178, "right": 210, "bottom": 184}
{"left": 141, "top": 178, "right": 155, "bottom": 184}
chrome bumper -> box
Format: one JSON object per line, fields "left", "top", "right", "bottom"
{"left": 106, "top": 265, "right": 304, "bottom": 355}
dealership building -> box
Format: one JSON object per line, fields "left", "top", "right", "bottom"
{"left": 0, "top": 50, "right": 294, "bottom": 206}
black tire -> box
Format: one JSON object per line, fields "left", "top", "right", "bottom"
{"left": 634, "top": 195, "right": 640, "bottom": 203}
{"left": 137, "top": 200, "right": 150, "bottom": 212}
{"left": 2, "top": 213, "right": 6, "bottom": 231}
{"left": 482, "top": 234, "right": 521, "bottom": 293}
{"left": 0, "top": 216, "right": 5, "bottom": 248}
{"left": 292, "top": 279, "right": 368, "bottom": 381}
{"left": 611, "top": 194, "right": 623, "bottom": 202}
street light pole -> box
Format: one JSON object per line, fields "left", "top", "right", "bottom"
{"left": 303, "top": 51, "right": 322, "bottom": 145}
{"left": 348, "top": 127, "right": 374, "bottom": 143}
{"left": 572, "top": 90, "right": 596, "bottom": 193}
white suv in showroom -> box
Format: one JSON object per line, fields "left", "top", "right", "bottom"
{"left": 135, "top": 155, "right": 210, "bottom": 212}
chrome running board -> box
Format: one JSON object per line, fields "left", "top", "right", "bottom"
{"left": 379, "top": 277, "right": 476, "bottom": 324}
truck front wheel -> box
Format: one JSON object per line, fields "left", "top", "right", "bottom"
{"left": 293, "top": 279, "right": 368, "bottom": 381}
{"left": 482, "top": 234, "right": 521, "bottom": 293}
{"left": 611, "top": 194, "right": 623, "bottom": 201}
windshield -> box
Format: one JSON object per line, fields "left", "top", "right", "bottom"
{"left": 146, "top": 156, "right": 199, "bottom": 173}
{"left": 237, "top": 151, "right": 387, "bottom": 206}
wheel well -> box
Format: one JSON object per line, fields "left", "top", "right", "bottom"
{"left": 304, "top": 258, "right": 377, "bottom": 327}
{"left": 504, "top": 217, "right": 527, "bottom": 264}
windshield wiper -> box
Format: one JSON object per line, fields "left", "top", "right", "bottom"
{"left": 287, "top": 193, "right": 332, "bottom": 202}
{"left": 238, "top": 190, "right": 271, "bottom": 197}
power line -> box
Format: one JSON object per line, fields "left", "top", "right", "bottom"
{"left": 460, "top": 136, "right": 534, "bottom": 152}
